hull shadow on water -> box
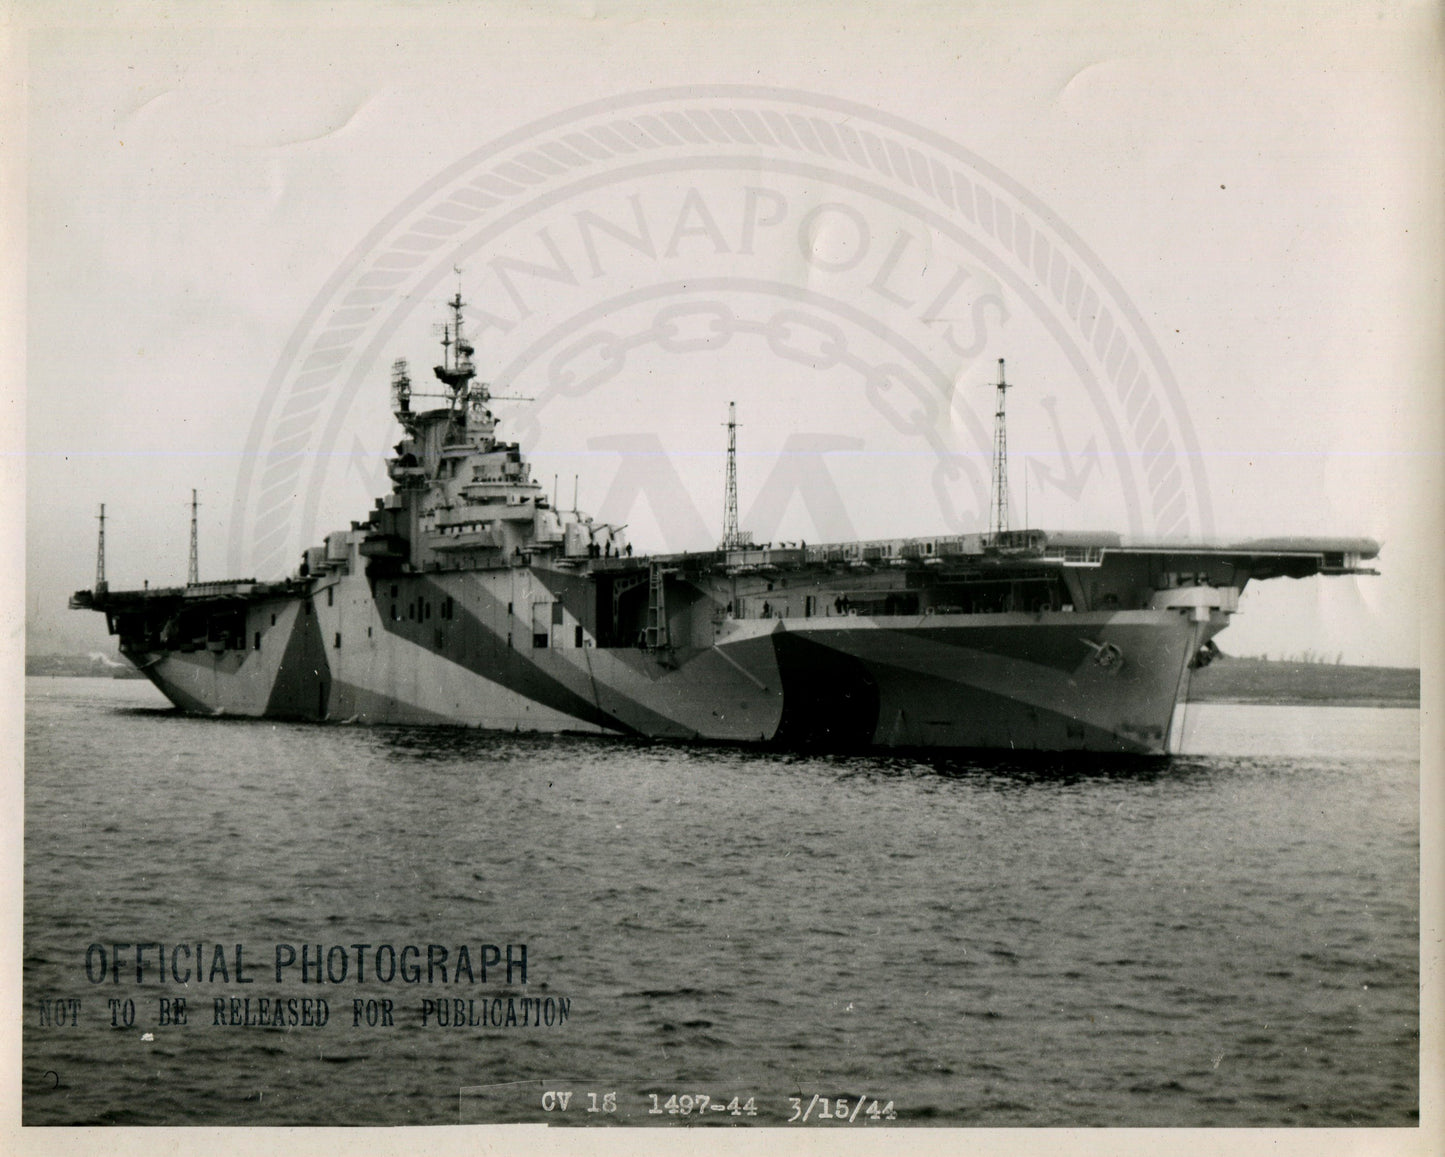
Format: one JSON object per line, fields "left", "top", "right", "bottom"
{"left": 116, "top": 704, "right": 1193, "bottom": 787}
{"left": 97, "top": 701, "right": 1307, "bottom": 795}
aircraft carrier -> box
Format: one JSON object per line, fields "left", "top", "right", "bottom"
{"left": 71, "top": 294, "right": 1379, "bottom": 754}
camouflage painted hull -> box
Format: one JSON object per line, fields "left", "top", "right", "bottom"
{"left": 122, "top": 565, "right": 1218, "bottom": 755}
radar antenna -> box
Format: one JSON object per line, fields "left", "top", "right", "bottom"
{"left": 391, "top": 358, "right": 412, "bottom": 415}
{"left": 988, "top": 358, "right": 1011, "bottom": 542}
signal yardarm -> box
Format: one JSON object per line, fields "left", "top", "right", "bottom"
{"left": 82, "top": 942, "right": 529, "bottom": 985}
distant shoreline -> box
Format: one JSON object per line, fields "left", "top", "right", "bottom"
{"left": 1185, "top": 658, "right": 1419, "bottom": 707}
{"left": 1184, "top": 696, "right": 1416, "bottom": 709}
{"left": 25, "top": 655, "right": 148, "bottom": 680}
{"left": 28, "top": 653, "right": 1421, "bottom": 707}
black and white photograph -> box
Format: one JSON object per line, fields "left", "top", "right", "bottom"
{"left": 6, "top": 1, "right": 1439, "bottom": 1150}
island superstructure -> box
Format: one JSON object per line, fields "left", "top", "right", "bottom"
{"left": 71, "top": 294, "right": 1379, "bottom": 754}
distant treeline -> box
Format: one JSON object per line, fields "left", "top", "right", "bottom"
{"left": 1187, "top": 656, "right": 1419, "bottom": 706}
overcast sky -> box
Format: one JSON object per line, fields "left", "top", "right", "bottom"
{"left": 11, "top": 1, "right": 1442, "bottom": 667}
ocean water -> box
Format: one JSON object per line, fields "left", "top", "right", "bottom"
{"left": 23, "top": 677, "right": 1418, "bottom": 1127}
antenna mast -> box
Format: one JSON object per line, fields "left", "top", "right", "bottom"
{"left": 95, "top": 504, "right": 106, "bottom": 591}
{"left": 988, "top": 358, "right": 1011, "bottom": 542}
{"left": 188, "top": 490, "right": 200, "bottom": 584}
{"left": 721, "top": 401, "right": 740, "bottom": 549}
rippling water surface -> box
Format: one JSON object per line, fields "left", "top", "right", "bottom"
{"left": 23, "top": 677, "right": 1418, "bottom": 1126}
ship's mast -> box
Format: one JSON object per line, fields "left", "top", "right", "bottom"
{"left": 94, "top": 503, "right": 106, "bottom": 591}
{"left": 433, "top": 290, "right": 477, "bottom": 404}
{"left": 988, "top": 358, "right": 1011, "bottom": 542}
{"left": 188, "top": 489, "right": 200, "bottom": 585}
{"left": 720, "top": 401, "right": 741, "bottom": 550}
{"left": 454, "top": 293, "right": 474, "bottom": 380}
